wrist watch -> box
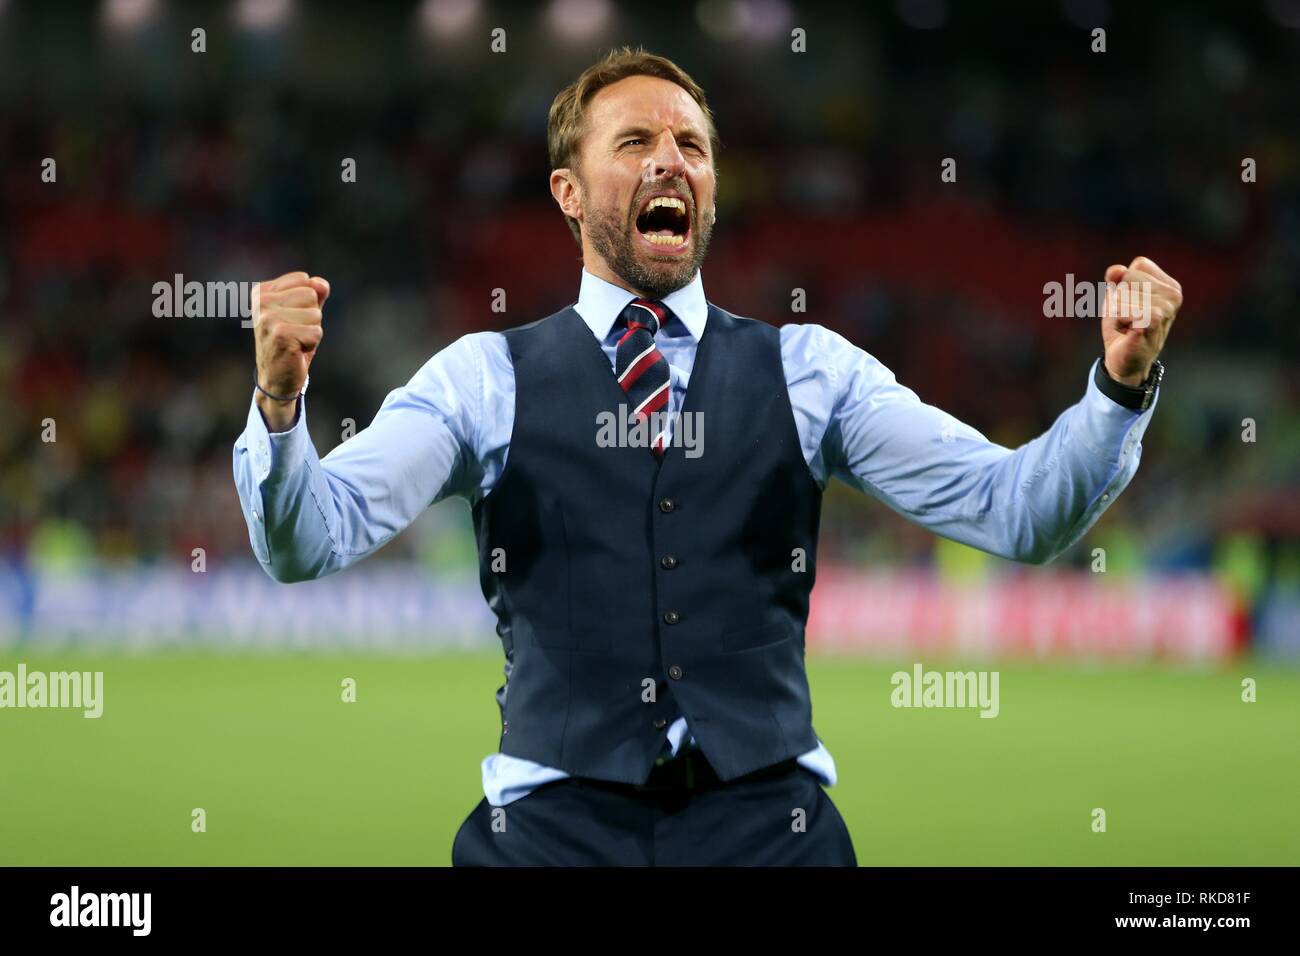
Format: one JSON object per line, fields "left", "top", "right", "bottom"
{"left": 1094, "top": 359, "right": 1164, "bottom": 412}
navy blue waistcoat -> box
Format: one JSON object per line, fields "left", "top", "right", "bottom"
{"left": 471, "top": 303, "right": 823, "bottom": 784}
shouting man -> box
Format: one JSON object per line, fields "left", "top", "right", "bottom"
{"left": 234, "top": 47, "right": 1181, "bottom": 866}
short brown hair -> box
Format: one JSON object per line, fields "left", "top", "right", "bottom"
{"left": 547, "top": 46, "right": 720, "bottom": 246}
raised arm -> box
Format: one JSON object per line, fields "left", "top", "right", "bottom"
{"left": 232, "top": 272, "right": 488, "bottom": 582}
{"left": 812, "top": 257, "right": 1180, "bottom": 564}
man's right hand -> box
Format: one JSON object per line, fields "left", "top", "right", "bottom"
{"left": 253, "top": 271, "right": 330, "bottom": 432}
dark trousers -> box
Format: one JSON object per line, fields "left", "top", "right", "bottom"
{"left": 451, "top": 754, "right": 857, "bottom": 866}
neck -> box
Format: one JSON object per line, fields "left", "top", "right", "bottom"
{"left": 585, "top": 260, "right": 646, "bottom": 298}
{"left": 584, "top": 258, "right": 696, "bottom": 302}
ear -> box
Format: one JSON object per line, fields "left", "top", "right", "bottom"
{"left": 550, "top": 169, "right": 582, "bottom": 221}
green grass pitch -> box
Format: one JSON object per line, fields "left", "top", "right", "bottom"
{"left": 1, "top": 652, "right": 1296, "bottom": 865}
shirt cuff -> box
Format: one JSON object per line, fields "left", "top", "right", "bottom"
{"left": 244, "top": 390, "right": 309, "bottom": 485}
{"left": 1093, "top": 358, "right": 1155, "bottom": 410}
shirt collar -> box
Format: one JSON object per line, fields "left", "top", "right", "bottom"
{"left": 574, "top": 267, "right": 708, "bottom": 342}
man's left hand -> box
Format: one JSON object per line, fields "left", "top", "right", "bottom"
{"left": 1101, "top": 255, "right": 1183, "bottom": 386}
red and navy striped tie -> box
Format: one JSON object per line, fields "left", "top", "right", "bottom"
{"left": 615, "top": 297, "right": 672, "bottom": 457}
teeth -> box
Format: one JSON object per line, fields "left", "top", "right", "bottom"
{"left": 646, "top": 196, "right": 686, "bottom": 212}
{"left": 643, "top": 232, "right": 686, "bottom": 245}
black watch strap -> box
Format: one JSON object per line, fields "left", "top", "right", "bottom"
{"left": 1094, "top": 359, "right": 1163, "bottom": 411}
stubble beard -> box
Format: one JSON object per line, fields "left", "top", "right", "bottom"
{"left": 583, "top": 191, "right": 714, "bottom": 300}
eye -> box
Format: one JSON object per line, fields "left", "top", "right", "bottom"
{"left": 621, "top": 138, "right": 645, "bottom": 147}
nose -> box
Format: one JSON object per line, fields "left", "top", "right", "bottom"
{"left": 644, "top": 131, "right": 686, "bottom": 182}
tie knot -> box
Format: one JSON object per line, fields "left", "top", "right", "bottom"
{"left": 620, "top": 297, "right": 669, "bottom": 336}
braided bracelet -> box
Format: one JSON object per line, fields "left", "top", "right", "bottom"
{"left": 255, "top": 369, "right": 308, "bottom": 403}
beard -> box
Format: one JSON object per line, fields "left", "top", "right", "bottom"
{"left": 583, "top": 187, "right": 714, "bottom": 300}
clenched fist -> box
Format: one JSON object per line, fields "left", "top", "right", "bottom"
{"left": 1101, "top": 256, "right": 1182, "bottom": 386}
{"left": 253, "top": 271, "right": 330, "bottom": 431}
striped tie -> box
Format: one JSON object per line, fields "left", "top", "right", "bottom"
{"left": 615, "top": 297, "right": 672, "bottom": 458}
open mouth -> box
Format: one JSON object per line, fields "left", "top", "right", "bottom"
{"left": 634, "top": 194, "right": 691, "bottom": 251}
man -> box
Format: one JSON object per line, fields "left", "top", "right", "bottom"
{"left": 233, "top": 47, "right": 1181, "bottom": 866}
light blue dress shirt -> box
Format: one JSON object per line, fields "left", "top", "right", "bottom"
{"left": 234, "top": 267, "right": 1156, "bottom": 806}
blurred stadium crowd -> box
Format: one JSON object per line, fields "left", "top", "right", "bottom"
{"left": 1, "top": 1, "right": 1297, "bottom": 641}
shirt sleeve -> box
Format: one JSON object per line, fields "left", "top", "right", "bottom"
{"left": 810, "top": 325, "right": 1156, "bottom": 565}
{"left": 231, "top": 332, "right": 493, "bottom": 582}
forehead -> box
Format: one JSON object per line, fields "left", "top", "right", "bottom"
{"left": 584, "top": 74, "right": 708, "bottom": 139}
